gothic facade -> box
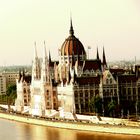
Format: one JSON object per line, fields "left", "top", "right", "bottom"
{"left": 15, "top": 20, "right": 140, "bottom": 118}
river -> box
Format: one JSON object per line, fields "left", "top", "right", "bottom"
{"left": 0, "top": 118, "right": 140, "bottom": 140}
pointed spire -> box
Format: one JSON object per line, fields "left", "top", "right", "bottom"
{"left": 69, "top": 17, "right": 74, "bottom": 36}
{"left": 49, "top": 50, "right": 51, "bottom": 63}
{"left": 96, "top": 47, "right": 99, "bottom": 60}
{"left": 32, "top": 41, "right": 41, "bottom": 80}
{"left": 18, "top": 69, "right": 22, "bottom": 82}
{"left": 43, "top": 41, "right": 47, "bottom": 59}
{"left": 22, "top": 69, "right": 25, "bottom": 82}
{"left": 102, "top": 46, "right": 107, "bottom": 69}
{"left": 41, "top": 41, "right": 50, "bottom": 83}
{"left": 34, "top": 41, "right": 38, "bottom": 58}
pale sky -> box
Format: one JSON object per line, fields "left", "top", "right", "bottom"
{"left": 0, "top": 0, "right": 140, "bottom": 66}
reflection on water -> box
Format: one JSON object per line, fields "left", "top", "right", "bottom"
{"left": 0, "top": 118, "right": 140, "bottom": 140}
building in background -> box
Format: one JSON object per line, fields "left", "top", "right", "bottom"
{"left": 2, "top": 72, "right": 19, "bottom": 87}
{"left": 0, "top": 74, "right": 6, "bottom": 95}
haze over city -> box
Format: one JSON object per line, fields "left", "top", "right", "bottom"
{"left": 0, "top": 0, "right": 140, "bottom": 66}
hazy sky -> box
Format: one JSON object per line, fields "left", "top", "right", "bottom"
{"left": 0, "top": 0, "right": 140, "bottom": 66}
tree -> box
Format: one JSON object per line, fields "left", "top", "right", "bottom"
{"left": 108, "top": 100, "right": 116, "bottom": 117}
{"left": 6, "top": 84, "right": 17, "bottom": 111}
{"left": 134, "top": 100, "right": 140, "bottom": 118}
{"left": 89, "top": 95, "right": 102, "bottom": 115}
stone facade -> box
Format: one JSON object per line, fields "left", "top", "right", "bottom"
{"left": 15, "top": 20, "right": 140, "bottom": 118}
{"left": 15, "top": 70, "right": 31, "bottom": 112}
{"left": 0, "top": 74, "right": 6, "bottom": 95}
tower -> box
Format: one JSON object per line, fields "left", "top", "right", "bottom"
{"left": 41, "top": 41, "right": 50, "bottom": 83}
{"left": 102, "top": 46, "right": 107, "bottom": 70}
{"left": 96, "top": 47, "right": 99, "bottom": 60}
{"left": 49, "top": 50, "right": 52, "bottom": 64}
{"left": 32, "top": 42, "right": 41, "bottom": 81}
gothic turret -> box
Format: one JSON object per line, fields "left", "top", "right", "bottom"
{"left": 32, "top": 42, "right": 41, "bottom": 81}
{"left": 96, "top": 47, "right": 99, "bottom": 60}
{"left": 41, "top": 41, "right": 50, "bottom": 83}
{"left": 49, "top": 50, "right": 52, "bottom": 64}
{"left": 102, "top": 46, "right": 107, "bottom": 70}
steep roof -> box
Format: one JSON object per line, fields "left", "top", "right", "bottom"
{"left": 110, "top": 68, "right": 125, "bottom": 74}
{"left": 118, "top": 74, "right": 138, "bottom": 83}
{"left": 75, "top": 76, "right": 100, "bottom": 85}
{"left": 83, "top": 60, "right": 101, "bottom": 71}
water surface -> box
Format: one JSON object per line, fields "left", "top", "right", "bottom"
{"left": 0, "top": 118, "right": 140, "bottom": 140}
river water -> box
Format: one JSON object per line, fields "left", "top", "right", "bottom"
{"left": 0, "top": 118, "right": 140, "bottom": 140}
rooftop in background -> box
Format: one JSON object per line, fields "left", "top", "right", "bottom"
{"left": 0, "top": 65, "right": 31, "bottom": 73}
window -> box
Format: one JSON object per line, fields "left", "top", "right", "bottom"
{"left": 85, "top": 91, "right": 88, "bottom": 97}
{"left": 95, "top": 90, "right": 99, "bottom": 95}
{"left": 23, "top": 88, "right": 26, "bottom": 93}
{"left": 75, "top": 92, "right": 78, "bottom": 97}
{"left": 47, "top": 102, "right": 50, "bottom": 106}
{"left": 128, "top": 88, "right": 131, "bottom": 95}
{"left": 46, "top": 90, "right": 49, "bottom": 95}
{"left": 106, "top": 79, "right": 109, "bottom": 84}
{"left": 110, "top": 79, "right": 112, "bottom": 84}
{"left": 75, "top": 104, "right": 79, "bottom": 109}
{"left": 80, "top": 93, "right": 83, "bottom": 97}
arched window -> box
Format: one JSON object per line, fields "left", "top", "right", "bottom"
{"left": 110, "top": 79, "right": 112, "bottom": 84}
{"left": 106, "top": 79, "right": 109, "bottom": 84}
{"left": 23, "top": 88, "right": 26, "bottom": 93}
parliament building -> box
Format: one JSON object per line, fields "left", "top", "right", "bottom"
{"left": 15, "top": 20, "right": 140, "bottom": 118}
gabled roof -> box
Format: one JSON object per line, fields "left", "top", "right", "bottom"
{"left": 102, "top": 70, "right": 117, "bottom": 84}
{"left": 83, "top": 59, "right": 101, "bottom": 71}
{"left": 110, "top": 68, "right": 125, "bottom": 75}
{"left": 118, "top": 74, "right": 138, "bottom": 83}
{"left": 75, "top": 76, "right": 100, "bottom": 85}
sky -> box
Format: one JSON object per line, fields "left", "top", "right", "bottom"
{"left": 0, "top": 0, "right": 140, "bottom": 66}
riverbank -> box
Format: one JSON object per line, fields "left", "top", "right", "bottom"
{"left": 0, "top": 112, "right": 140, "bottom": 135}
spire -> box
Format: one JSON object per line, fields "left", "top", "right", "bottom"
{"left": 96, "top": 47, "right": 99, "bottom": 60}
{"left": 102, "top": 46, "right": 107, "bottom": 69}
{"left": 32, "top": 41, "right": 41, "bottom": 81}
{"left": 49, "top": 50, "right": 52, "bottom": 63}
{"left": 22, "top": 69, "right": 25, "bottom": 82}
{"left": 41, "top": 41, "right": 50, "bottom": 83}
{"left": 18, "top": 69, "right": 22, "bottom": 83}
{"left": 34, "top": 41, "right": 38, "bottom": 59}
{"left": 43, "top": 41, "right": 47, "bottom": 60}
{"left": 69, "top": 17, "right": 74, "bottom": 36}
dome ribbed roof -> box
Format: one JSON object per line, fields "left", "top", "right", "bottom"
{"left": 60, "top": 20, "right": 86, "bottom": 56}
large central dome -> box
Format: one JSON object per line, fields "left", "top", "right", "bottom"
{"left": 60, "top": 20, "right": 86, "bottom": 57}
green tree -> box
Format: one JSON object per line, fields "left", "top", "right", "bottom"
{"left": 108, "top": 100, "right": 116, "bottom": 117}
{"left": 90, "top": 95, "right": 102, "bottom": 115}
{"left": 6, "top": 84, "right": 17, "bottom": 111}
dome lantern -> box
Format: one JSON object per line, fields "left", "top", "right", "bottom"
{"left": 60, "top": 20, "right": 86, "bottom": 60}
